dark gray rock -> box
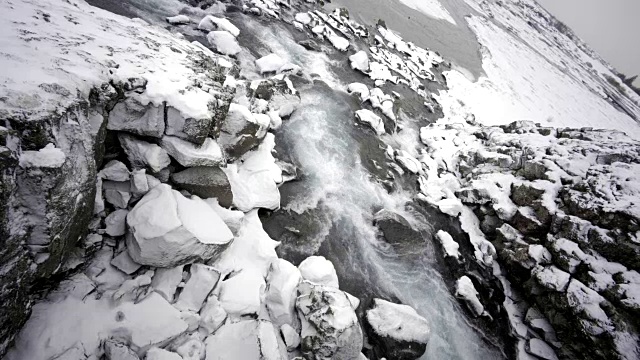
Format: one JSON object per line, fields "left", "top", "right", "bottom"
{"left": 165, "top": 106, "right": 213, "bottom": 146}
{"left": 510, "top": 183, "right": 545, "bottom": 207}
{"left": 171, "top": 166, "right": 233, "bottom": 207}
{"left": 373, "top": 209, "right": 420, "bottom": 245}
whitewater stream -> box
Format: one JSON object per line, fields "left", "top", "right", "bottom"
{"left": 85, "top": 0, "right": 505, "bottom": 358}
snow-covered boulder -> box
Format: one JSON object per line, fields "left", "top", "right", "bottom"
{"left": 99, "top": 160, "right": 130, "bottom": 182}
{"left": 207, "top": 31, "right": 242, "bottom": 56}
{"left": 265, "top": 259, "right": 302, "bottom": 327}
{"left": 199, "top": 295, "right": 227, "bottom": 334}
{"left": 204, "top": 320, "right": 286, "bottom": 360}
{"left": 256, "top": 54, "right": 287, "bottom": 74}
{"left": 126, "top": 184, "right": 233, "bottom": 267}
{"left": 198, "top": 16, "right": 240, "bottom": 37}
{"left": 455, "top": 276, "right": 485, "bottom": 317}
{"left": 355, "top": 109, "right": 385, "bottom": 135}
{"left": 218, "top": 270, "right": 266, "bottom": 317}
{"left": 151, "top": 266, "right": 184, "bottom": 302}
{"left": 160, "top": 136, "right": 224, "bottom": 167}
{"left": 435, "top": 230, "right": 460, "bottom": 259}
{"left": 298, "top": 256, "right": 339, "bottom": 288}
{"left": 349, "top": 51, "right": 370, "bottom": 73}
{"left": 108, "top": 97, "right": 165, "bottom": 138}
{"left": 105, "top": 209, "right": 128, "bottom": 237}
{"left": 365, "top": 299, "right": 431, "bottom": 360}
{"left": 295, "top": 281, "right": 363, "bottom": 359}
{"left": 118, "top": 133, "right": 171, "bottom": 173}
{"left": 171, "top": 167, "right": 233, "bottom": 208}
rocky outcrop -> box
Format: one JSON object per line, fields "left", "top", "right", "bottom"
{"left": 419, "top": 119, "right": 640, "bottom": 359}
{"left": 0, "top": 0, "right": 235, "bottom": 352}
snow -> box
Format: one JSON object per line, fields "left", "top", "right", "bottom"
{"left": 366, "top": 299, "right": 431, "bottom": 343}
{"left": 395, "top": 150, "right": 422, "bottom": 174}
{"left": 349, "top": 51, "right": 370, "bottom": 73}
{"left": 175, "top": 264, "right": 221, "bottom": 312}
{"left": 147, "top": 347, "right": 184, "bottom": 360}
{"left": 204, "top": 320, "right": 284, "bottom": 360}
{"left": 198, "top": 16, "right": 240, "bottom": 37}
{"left": 223, "top": 134, "right": 281, "bottom": 212}
{"left": 207, "top": 31, "right": 242, "bottom": 56}
{"left": 294, "top": 12, "right": 312, "bottom": 25}
{"left": 280, "top": 324, "right": 300, "bottom": 350}
{"left": 528, "top": 244, "right": 552, "bottom": 265}
{"left": 435, "top": 230, "right": 460, "bottom": 259}
{"left": 438, "top": 15, "right": 640, "bottom": 140}
{"left": 99, "top": 160, "right": 130, "bottom": 182}
{"left": 161, "top": 136, "right": 224, "bottom": 167}
{"left": 256, "top": 54, "right": 287, "bottom": 74}
{"left": 298, "top": 256, "right": 339, "bottom": 288}
{"left": 397, "top": 0, "right": 456, "bottom": 25}
{"left": 566, "top": 279, "right": 614, "bottom": 334}
{"left": 265, "top": 259, "right": 302, "bottom": 327}
{"left": 18, "top": 144, "right": 66, "bottom": 168}
{"left": 355, "top": 109, "right": 385, "bottom": 135}
{"left": 218, "top": 270, "right": 265, "bottom": 317}
{"left": 166, "top": 15, "right": 190, "bottom": 25}
{"left": 533, "top": 266, "right": 571, "bottom": 292}
{"left": 455, "top": 276, "right": 484, "bottom": 317}
{"left": 200, "top": 296, "right": 228, "bottom": 334}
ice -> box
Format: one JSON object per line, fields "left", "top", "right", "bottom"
{"left": 435, "top": 230, "right": 460, "bottom": 259}
{"left": 161, "top": 136, "right": 224, "bottom": 167}
{"left": 366, "top": 298, "right": 431, "bottom": 343}
{"left": 298, "top": 256, "right": 339, "bottom": 288}
{"left": 207, "top": 31, "right": 241, "bottom": 56}
{"left": 455, "top": 276, "right": 485, "bottom": 317}
{"left": 198, "top": 15, "right": 240, "bottom": 37}
{"left": 18, "top": 144, "right": 65, "bottom": 168}
{"left": 355, "top": 109, "right": 385, "bottom": 135}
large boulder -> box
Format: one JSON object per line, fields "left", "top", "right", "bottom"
{"left": 295, "top": 281, "right": 363, "bottom": 359}
{"left": 160, "top": 136, "right": 224, "bottom": 168}
{"left": 126, "top": 184, "right": 233, "bottom": 267}
{"left": 373, "top": 209, "right": 420, "bottom": 245}
{"left": 165, "top": 106, "right": 214, "bottom": 146}
{"left": 170, "top": 166, "right": 233, "bottom": 208}
{"left": 365, "top": 299, "right": 431, "bottom": 360}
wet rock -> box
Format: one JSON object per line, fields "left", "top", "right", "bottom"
{"left": 171, "top": 167, "right": 233, "bottom": 207}
{"left": 295, "top": 281, "right": 363, "bottom": 360}
{"left": 126, "top": 184, "right": 233, "bottom": 267}
{"left": 108, "top": 97, "right": 165, "bottom": 138}
{"left": 298, "top": 39, "right": 321, "bottom": 52}
{"left": 373, "top": 209, "right": 420, "bottom": 245}
{"left": 365, "top": 299, "right": 430, "bottom": 360}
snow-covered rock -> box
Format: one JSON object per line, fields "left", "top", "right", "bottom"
{"left": 164, "top": 106, "right": 216, "bottom": 146}
{"left": 365, "top": 299, "right": 430, "bottom": 359}
{"left": 119, "top": 133, "right": 171, "bottom": 173}
{"left": 455, "top": 276, "right": 484, "bottom": 317}
{"left": 280, "top": 323, "right": 300, "bottom": 351}
{"left": 296, "top": 281, "right": 363, "bottom": 359}
{"left": 105, "top": 209, "right": 129, "bottom": 237}
{"left": 198, "top": 16, "right": 240, "bottom": 37}
{"left": 175, "top": 264, "right": 221, "bottom": 312}
{"left": 298, "top": 256, "right": 339, "bottom": 288}
{"left": 217, "top": 103, "right": 270, "bottom": 160}
{"left": 108, "top": 97, "right": 165, "bottom": 138}
{"left": 99, "top": 160, "right": 130, "bottom": 182}
{"left": 146, "top": 347, "right": 184, "bottom": 360}
{"left": 152, "top": 266, "right": 184, "bottom": 302}
{"left": 265, "top": 259, "right": 302, "bottom": 327}
{"left": 435, "top": 230, "right": 460, "bottom": 259}
{"left": 355, "top": 109, "right": 385, "bottom": 135}
{"left": 126, "top": 184, "right": 233, "bottom": 267}
{"left": 256, "top": 54, "right": 287, "bottom": 74}
{"left": 160, "top": 136, "right": 224, "bottom": 167}
{"left": 110, "top": 250, "right": 141, "bottom": 275}
{"left": 199, "top": 296, "right": 228, "bottom": 334}
{"left": 204, "top": 320, "right": 286, "bottom": 360}
{"left": 218, "top": 270, "right": 266, "bottom": 317}
{"left": 207, "top": 31, "right": 242, "bottom": 56}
